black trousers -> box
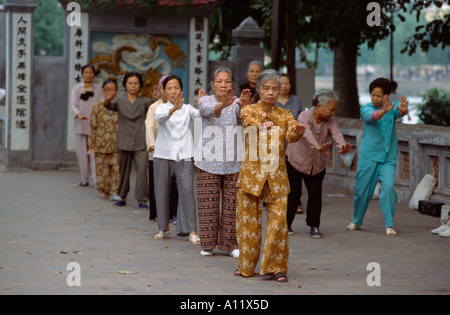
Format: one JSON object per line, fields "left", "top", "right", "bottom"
{"left": 287, "top": 159, "right": 326, "bottom": 229}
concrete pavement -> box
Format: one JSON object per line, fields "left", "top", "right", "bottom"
{"left": 0, "top": 169, "right": 449, "bottom": 295}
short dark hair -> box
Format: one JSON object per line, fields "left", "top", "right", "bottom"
{"left": 162, "top": 74, "right": 183, "bottom": 90}
{"left": 391, "top": 80, "right": 398, "bottom": 91}
{"left": 280, "top": 73, "right": 291, "bottom": 83}
{"left": 102, "top": 78, "right": 117, "bottom": 89}
{"left": 369, "top": 77, "right": 391, "bottom": 95}
{"left": 122, "top": 72, "right": 143, "bottom": 89}
{"left": 81, "top": 64, "right": 96, "bottom": 74}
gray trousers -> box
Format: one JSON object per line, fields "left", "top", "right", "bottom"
{"left": 153, "top": 158, "right": 197, "bottom": 235}
{"left": 117, "top": 149, "right": 148, "bottom": 202}
{"left": 75, "top": 134, "right": 96, "bottom": 185}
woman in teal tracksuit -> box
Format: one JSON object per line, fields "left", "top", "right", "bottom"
{"left": 346, "top": 78, "right": 409, "bottom": 236}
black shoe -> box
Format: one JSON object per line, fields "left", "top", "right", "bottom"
{"left": 73, "top": 181, "right": 88, "bottom": 187}
{"left": 310, "top": 227, "right": 323, "bottom": 239}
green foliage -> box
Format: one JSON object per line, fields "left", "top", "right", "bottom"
{"left": 33, "top": 0, "right": 64, "bottom": 56}
{"left": 209, "top": 0, "right": 264, "bottom": 59}
{"left": 397, "top": 0, "right": 450, "bottom": 56}
{"left": 417, "top": 88, "right": 450, "bottom": 126}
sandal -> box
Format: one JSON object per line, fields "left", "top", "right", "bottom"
{"left": 345, "top": 222, "right": 360, "bottom": 231}
{"left": 189, "top": 233, "right": 201, "bottom": 245}
{"left": 386, "top": 227, "right": 397, "bottom": 236}
{"left": 271, "top": 272, "right": 288, "bottom": 283}
{"left": 154, "top": 228, "right": 171, "bottom": 240}
{"left": 234, "top": 269, "right": 252, "bottom": 278}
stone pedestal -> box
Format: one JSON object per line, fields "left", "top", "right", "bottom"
{"left": 231, "top": 17, "right": 265, "bottom": 87}
{"left": 296, "top": 67, "right": 315, "bottom": 107}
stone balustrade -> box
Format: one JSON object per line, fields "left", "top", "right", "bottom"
{"left": 324, "top": 117, "right": 450, "bottom": 203}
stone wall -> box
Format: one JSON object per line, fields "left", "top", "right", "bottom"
{"left": 324, "top": 117, "right": 450, "bottom": 203}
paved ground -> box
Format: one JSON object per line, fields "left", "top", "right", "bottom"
{"left": 0, "top": 169, "right": 449, "bottom": 296}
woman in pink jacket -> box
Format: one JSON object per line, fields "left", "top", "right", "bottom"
{"left": 70, "top": 64, "right": 103, "bottom": 187}
{"left": 286, "top": 89, "right": 352, "bottom": 238}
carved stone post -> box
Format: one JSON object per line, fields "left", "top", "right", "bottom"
{"left": 2, "top": 0, "right": 37, "bottom": 168}
{"left": 231, "top": 17, "right": 265, "bottom": 87}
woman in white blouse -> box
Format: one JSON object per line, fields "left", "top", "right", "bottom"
{"left": 153, "top": 75, "right": 201, "bottom": 244}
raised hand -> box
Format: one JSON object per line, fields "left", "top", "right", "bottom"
{"left": 195, "top": 89, "right": 206, "bottom": 107}
{"left": 382, "top": 94, "right": 395, "bottom": 114}
{"left": 173, "top": 91, "right": 184, "bottom": 111}
{"left": 237, "top": 89, "right": 251, "bottom": 108}
{"left": 221, "top": 87, "right": 237, "bottom": 108}
{"left": 337, "top": 143, "right": 353, "bottom": 155}
{"left": 294, "top": 123, "right": 306, "bottom": 137}
{"left": 396, "top": 95, "right": 409, "bottom": 116}
{"left": 315, "top": 142, "right": 333, "bottom": 156}
{"left": 169, "top": 91, "right": 184, "bottom": 116}
{"left": 103, "top": 89, "right": 116, "bottom": 103}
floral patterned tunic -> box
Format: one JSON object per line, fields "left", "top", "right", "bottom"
{"left": 237, "top": 101, "right": 302, "bottom": 198}
{"left": 88, "top": 101, "right": 119, "bottom": 154}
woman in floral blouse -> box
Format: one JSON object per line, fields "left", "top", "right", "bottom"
{"left": 87, "top": 79, "right": 120, "bottom": 201}
{"left": 235, "top": 70, "right": 306, "bottom": 283}
{"left": 195, "top": 67, "right": 250, "bottom": 258}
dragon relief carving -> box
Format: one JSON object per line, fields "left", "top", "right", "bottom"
{"left": 91, "top": 34, "right": 187, "bottom": 98}
{"left": 150, "top": 34, "right": 187, "bottom": 70}
{"left": 91, "top": 45, "right": 137, "bottom": 77}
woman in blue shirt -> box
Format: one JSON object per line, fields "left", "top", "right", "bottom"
{"left": 346, "top": 78, "right": 409, "bottom": 236}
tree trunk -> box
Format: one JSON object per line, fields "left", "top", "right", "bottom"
{"left": 333, "top": 40, "right": 360, "bottom": 118}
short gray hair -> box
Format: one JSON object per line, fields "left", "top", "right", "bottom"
{"left": 256, "top": 69, "right": 281, "bottom": 91}
{"left": 312, "top": 89, "right": 340, "bottom": 106}
{"left": 247, "top": 60, "right": 263, "bottom": 71}
{"left": 211, "top": 66, "right": 233, "bottom": 83}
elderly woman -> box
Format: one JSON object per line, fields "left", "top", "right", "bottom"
{"left": 153, "top": 75, "right": 201, "bottom": 244}
{"left": 70, "top": 64, "right": 103, "bottom": 187}
{"left": 87, "top": 79, "right": 120, "bottom": 201}
{"left": 104, "top": 72, "right": 154, "bottom": 209}
{"left": 235, "top": 70, "right": 306, "bottom": 283}
{"left": 286, "top": 89, "right": 352, "bottom": 238}
{"left": 195, "top": 67, "right": 251, "bottom": 258}
{"left": 239, "top": 60, "right": 263, "bottom": 104}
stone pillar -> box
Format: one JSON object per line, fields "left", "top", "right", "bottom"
{"left": 231, "top": 17, "right": 265, "bottom": 87}
{"left": 66, "top": 10, "right": 89, "bottom": 153}
{"left": 296, "top": 67, "right": 315, "bottom": 107}
{"left": 188, "top": 16, "right": 208, "bottom": 106}
{"left": 2, "top": 0, "right": 37, "bottom": 168}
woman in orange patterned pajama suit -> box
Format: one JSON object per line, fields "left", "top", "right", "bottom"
{"left": 235, "top": 70, "right": 306, "bottom": 283}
